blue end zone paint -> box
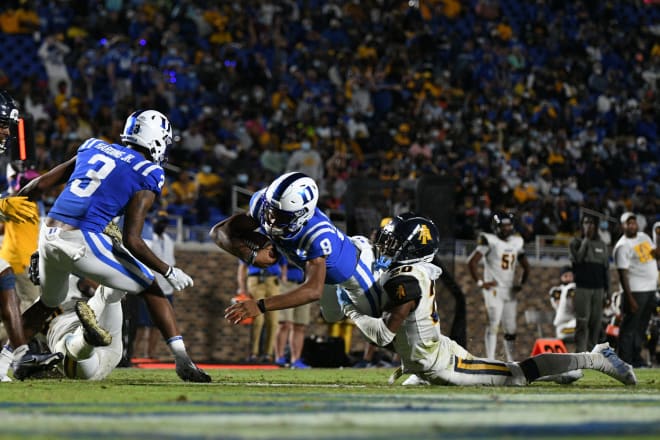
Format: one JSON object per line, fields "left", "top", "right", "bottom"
{"left": 1, "top": 392, "right": 659, "bottom": 439}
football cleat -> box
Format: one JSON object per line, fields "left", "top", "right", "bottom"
{"left": 12, "top": 352, "right": 64, "bottom": 381}
{"left": 401, "top": 374, "right": 431, "bottom": 386}
{"left": 75, "top": 301, "right": 112, "bottom": 347}
{"left": 592, "top": 342, "right": 637, "bottom": 385}
{"left": 387, "top": 366, "right": 404, "bottom": 385}
{"left": 175, "top": 358, "right": 212, "bottom": 383}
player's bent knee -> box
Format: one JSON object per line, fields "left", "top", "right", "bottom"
{"left": 100, "top": 286, "right": 126, "bottom": 303}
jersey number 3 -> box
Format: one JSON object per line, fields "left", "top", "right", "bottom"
{"left": 70, "top": 154, "right": 116, "bottom": 198}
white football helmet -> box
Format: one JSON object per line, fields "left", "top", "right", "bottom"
{"left": 262, "top": 172, "right": 318, "bottom": 237}
{"left": 120, "top": 110, "right": 172, "bottom": 165}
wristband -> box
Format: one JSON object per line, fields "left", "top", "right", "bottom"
{"left": 245, "top": 249, "right": 257, "bottom": 266}
{"left": 477, "top": 279, "right": 484, "bottom": 287}
{"left": 256, "top": 298, "right": 267, "bottom": 314}
{"left": 165, "top": 266, "right": 173, "bottom": 277}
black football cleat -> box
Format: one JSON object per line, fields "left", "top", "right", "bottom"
{"left": 13, "top": 352, "right": 64, "bottom": 381}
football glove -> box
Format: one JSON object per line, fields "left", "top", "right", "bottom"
{"left": 0, "top": 197, "right": 39, "bottom": 224}
{"left": 165, "top": 266, "right": 194, "bottom": 291}
{"left": 103, "top": 220, "right": 123, "bottom": 246}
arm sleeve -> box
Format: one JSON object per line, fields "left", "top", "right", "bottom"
{"left": 343, "top": 305, "right": 396, "bottom": 347}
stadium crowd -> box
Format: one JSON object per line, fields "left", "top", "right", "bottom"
{"left": 0, "top": 0, "right": 659, "bottom": 241}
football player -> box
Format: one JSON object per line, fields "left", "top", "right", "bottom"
{"left": 0, "top": 90, "right": 60, "bottom": 380}
{"left": 549, "top": 266, "right": 577, "bottom": 342}
{"left": 339, "top": 212, "right": 636, "bottom": 386}
{"left": 212, "top": 171, "right": 382, "bottom": 324}
{"left": 468, "top": 212, "right": 529, "bottom": 361}
{"left": 16, "top": 110, "right": 209, "bottom": 382}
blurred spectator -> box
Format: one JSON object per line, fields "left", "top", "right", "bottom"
{"left": 1, "top": 0, "right": 658, "bottom": 243}
{"left": 37, "top": 34, "right": 71, "bottom": 98}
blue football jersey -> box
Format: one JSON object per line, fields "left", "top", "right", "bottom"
{"left": 49, "top": 138, "right": 165, "bottom": 232}
{"left": 249, "top": 189, "right": 358, "bottom": 285}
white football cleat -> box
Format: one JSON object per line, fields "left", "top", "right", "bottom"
{"left": 592, "top": 342, "right": 637, "bottom": 385}
{"left": 402, "top": 374, "right": 431, "bottom": 386}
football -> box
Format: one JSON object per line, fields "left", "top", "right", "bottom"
{"left": 238, "top": 230, "right": 278, "bottom": 267}
{"left": 239, "top": 230, "right": 271, "bottom": 250}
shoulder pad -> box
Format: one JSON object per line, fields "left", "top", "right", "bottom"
{"left": 478, "top": 233, "right": 490, "bottom": 246}
{"left": 383, "top": 274, "right": 422, "bottom": 309}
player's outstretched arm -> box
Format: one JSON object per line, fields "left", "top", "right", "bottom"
{"left": 224, "top": 257, "right": 326, "bottom": 324}
{"left": 17, "top": 156, "right": 77, "bottom": 201}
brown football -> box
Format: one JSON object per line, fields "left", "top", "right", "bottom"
{"left": 239, "top": 230, "right": 271, "bottom": 250}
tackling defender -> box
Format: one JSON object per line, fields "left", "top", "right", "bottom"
{"left": 468, "top": 212, "right": 529, "bottom": 361}
{"left": 212, "top": 171, "right": 382, "bottom": 324}
{"left": 340, "top": 213, "right": 636, "bottom": 387}
{"left": 16, "top": 109, "right": 209, "bottom": 382}
{"left": 35, "top": 269, "right": 123, "bottom": 380}
{"left": 0, "top": 89, "right": 60, "bottom": 379}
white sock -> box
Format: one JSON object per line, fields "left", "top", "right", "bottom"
{"left": 167, "top": 336, "right": 188, "bottom": 360}
{"left": 504, "top": 340, "right": 515, "bottom": 362}
{"left": 485, "top": 330, "right": 497, "bottom": 358}
{"left": 73, "top": 355, "right": 101, "bottom": 380}
{"left": 86, "top": 289, "right": 107, "bottom": 320}
{"left": 65, "top": 331, "right": 94, "bottom": 360}
{"left": 0, "top": 345, "right": 13, "bottom": 377}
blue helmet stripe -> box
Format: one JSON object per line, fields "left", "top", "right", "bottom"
{"left": 125, "top": 110, "right": 144, "bottom": 136}
{"left": 272, "top": 172, "right": 306, "bottom": 202}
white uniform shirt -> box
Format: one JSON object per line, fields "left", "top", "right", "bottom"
{"left": 613, "top": 232, "right": 658, "bottom": 292}
{"left": 474, "top": 232, "right": 525, "bottom": 288}
{"left": 379, "top": 262, "right": 443, "bottom": 374}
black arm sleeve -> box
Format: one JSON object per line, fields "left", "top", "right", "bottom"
{"left": 383, "top": 275, "right": 423, "bottom": 309}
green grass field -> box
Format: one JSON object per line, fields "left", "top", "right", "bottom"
{"left": 1, "top": 367, "right": 659, "bottom": 439}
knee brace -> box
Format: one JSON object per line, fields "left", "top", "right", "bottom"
{"left": 0, "top": 272, "right": 16, "bottom": 291}
{"left": 504, "top": 333, "right": 517, "bottom": 341}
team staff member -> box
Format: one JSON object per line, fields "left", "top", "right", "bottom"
{"left": 274, "top": 262, "right": 311, "bottom": 369}
{"left": 613, "top": 212, "right": 659, "bottom": 367}
{"left": 237, "top": 258, "right": 285, "bottom": 362}
{"left": 569, "top": 213, "right": 610, "bottom": 353}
